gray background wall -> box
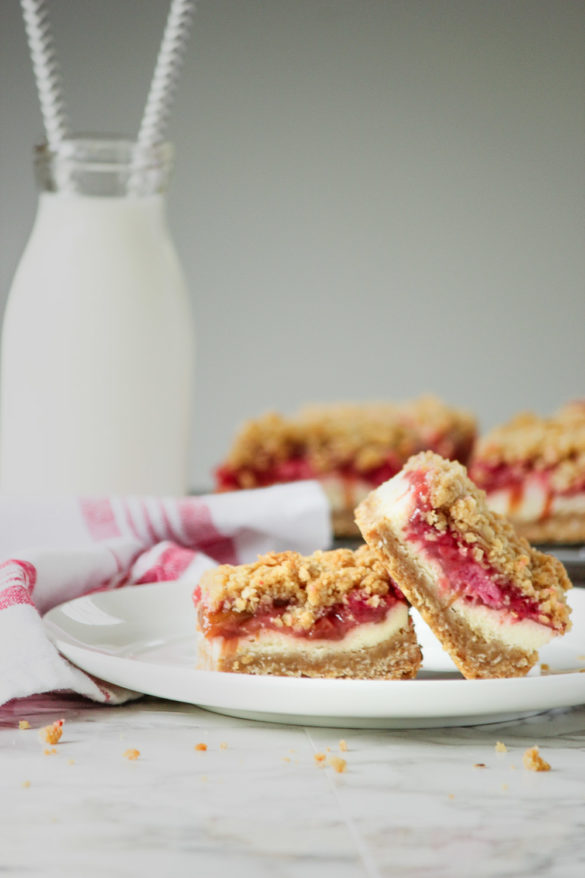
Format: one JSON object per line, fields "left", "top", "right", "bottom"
{"left": 1, "top": 0, "right": 584, "bottom": 491}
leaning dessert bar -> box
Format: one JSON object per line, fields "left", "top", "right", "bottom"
{"left": 355, "top": 451, "right": 572, "bottom": 679}
{"left": 469, "top": 401, "right": 585, "bottom": 543}
{"left": 193, "top": 545, "right": 422, "bottom": 679}
{"left": 215, "top": 395, "right": 476, "bottom": 536}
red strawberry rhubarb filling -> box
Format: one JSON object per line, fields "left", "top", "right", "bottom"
{"left": 471, "top": 461, "right": 585, "bottom": 500}
{"left": 215, "top": 455, "right": 405, "bottom": 492}
{"left": 404, "top": 471, "right": 559, "bottom": 631}
{"left": 194, "top": 587, "right": 404, "bottom": 642}
{"left": 215, "top": 457, "right": 316, "bottom": 491}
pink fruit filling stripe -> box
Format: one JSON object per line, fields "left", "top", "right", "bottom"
{"left": 403, "top": 471, "right": 555, "bottom": 629}
{"left": 196, "top": 589, "right": 403, "bottom": 642}
{"left": 217, "top": 442, "right": 473, "bottom": 493}
{"left": 471, "top": 461, "right": 585, "bottom": 498}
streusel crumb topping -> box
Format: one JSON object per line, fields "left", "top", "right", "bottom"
{"left": 223, "top": 396, "right": 476, "bottom": 478}
{"left": 197, "top": 545, "right": 401, "bottom": 631}
{"left": 404, "top": 451, "right": 572, "bottom": 629}
{"left": 472, "top": 403, "right": 585, "bottom": 491}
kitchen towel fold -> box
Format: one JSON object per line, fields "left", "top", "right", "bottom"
{"left": 0, "top": 481, "right": 331, "bottom": 707}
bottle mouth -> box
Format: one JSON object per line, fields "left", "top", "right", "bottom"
{"left": 35, "top": 135, "right": 175, "bottom": 196}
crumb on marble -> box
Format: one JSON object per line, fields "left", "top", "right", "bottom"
{"left": 328, "top": 756, "right": 347, "bottom": 774}
{"left": 194, "top": 742, "right": 208, "bottom": 752}
{"left": 18, "top": 720, "right": 31, "bottom": 730}
{"left": 448, "top": 793, "right": 455, "bottom": 800}
{"left": 314, "top": 752, "right": 327, "bottom": 765}
{"left": 577, "top": 654, "right": 585, "bottom": 661}
{"left": 540, "top": 663, "right": 550, "bottom": 675}
{"left": 282, "top": 756, "right": 291, "bottom": 763}
{"left": 339, "top": 739, "right": 348, "bottom": 752}
{"left": 501, "top": 784, "right": 509, "bottom": 791}
{"left": 22, "top": 780, "right": 31, "bottom": 788}
{"left": 523, "top": 746, "right": 551, "bottom": 772}
{"left": 44, "top": 748, "right": 57, "bottom": 756}
{"left": 219, "top": 742, "right": 228, "bottom": 750}
{"left": 473, "top": 763, "right": 487, "bottom": 768}
{"left": 495, "top": 741, "right": 508, "bottom": 753}
{"left": 68, "top": 759, "right": 75, "bottom": 766}
{"left": 123, "top": 748, "right": 140, "bottom": 761}
{"left": 39, "top": 719, "right": 64, "bottom": 745}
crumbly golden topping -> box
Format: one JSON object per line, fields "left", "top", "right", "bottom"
{"left": 222, "top": 395, "right": 476, "bottom": 480}
{"left": 296, "top": 403, "right": 411, "bottom": 472}
{"left": 471, "top": 402, "right": 585, "bottom": 491}
{"left": 404, "top": 451, "right": 572, "bottom": 630}
{"left": 198, "top": 545, "right": 400, "bottom": 631}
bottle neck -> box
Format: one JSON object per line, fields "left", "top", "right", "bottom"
{"left": 35, "top": 136, "right": 174, "bottom": 198}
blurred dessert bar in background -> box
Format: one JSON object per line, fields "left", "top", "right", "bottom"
{"left": 469, "top": 401, "right": 585, "bottom": 544}
{"left": 193, "top": 545, "right": 422, "bottom": 679}
{"left": 215, "top": 395, "right": 476, "bottom": 537}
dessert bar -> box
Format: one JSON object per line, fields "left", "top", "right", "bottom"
{"left": 193, "top": 545, "right": 422, "bottom": 678}
{"left": 355, "top": 451, "right": 572, "bottom": 679}
{"left": 469, "top": 401, "right": 585, "bottom": 543}
{"left": 215, "top": 395, "right": 476, "bottom": 536}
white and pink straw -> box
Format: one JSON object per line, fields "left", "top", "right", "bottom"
{"left": 20, "top": 0, "right": 195, "bottom": 154}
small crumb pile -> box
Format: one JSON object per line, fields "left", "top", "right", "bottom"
{"left": 39, "top": 719, "right": 64, "bottom": 745}
{"left": 314, "top": 744, "right": 348, "bottom": 773}
{"left": 123, "top": 748, "right": 140, "bottom": 761}
{"left": 523, "top": 746, "right": 551, "bottom": 772}
{"left": 328, "top": 756, "right": 347, "bottom": 774}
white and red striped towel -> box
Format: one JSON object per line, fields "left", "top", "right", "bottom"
{"left": 0, "top": 482, "right": 331, "bottom": 707}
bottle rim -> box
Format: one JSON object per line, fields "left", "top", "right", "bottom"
{"left": 34, "top": 135, "right": 175, "bottom": 196}
{"left": 35, "top": 135, "right": 174, "bottom": 173}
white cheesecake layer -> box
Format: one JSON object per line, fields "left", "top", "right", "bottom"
{"left": 202, "top": 601, "right": 409, "bottom": 661}
{"left": 487, "top": 476, "right": 585, "bottom": 522}
{"left": 370, "top": 471, "right": 416, "bottom": 529}
{"left": 447, "top": 597, "right": 554, "bottom": 651}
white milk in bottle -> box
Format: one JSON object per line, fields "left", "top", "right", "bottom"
{"left": 0, "top": 137, "right": 195, "bottom": 495}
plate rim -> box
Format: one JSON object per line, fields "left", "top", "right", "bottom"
{"left": 43, "top": 581, "right": 585, "bottom": 726}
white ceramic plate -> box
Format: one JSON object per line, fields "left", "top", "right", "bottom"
{"left": 43, "top": 583, "right": 585, "bottom": 729}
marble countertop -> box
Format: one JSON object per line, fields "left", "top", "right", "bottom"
{"left": 1, "top": 692, "right": 584, "bottom": 877}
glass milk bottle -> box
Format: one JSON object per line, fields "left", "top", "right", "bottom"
{"left": 0, "top": 137, "right": 195, "bottom": 495}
